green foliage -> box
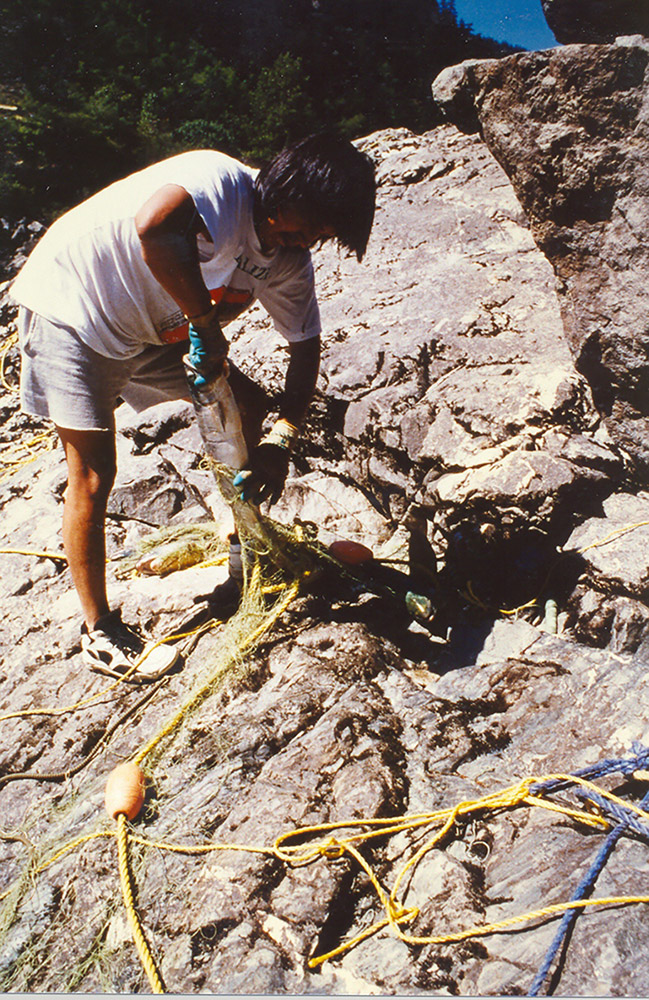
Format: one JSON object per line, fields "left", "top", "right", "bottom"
{"left": 0, "top": 0, "right": 521, "bottom": 222}
{"left": 241, "top": 54, "right": 315, "bottom": 163}
{"left": 0, "top": 97, "right": 140, "bottom": 221}
{"left": 173, "top": 120, "right": 237, "bottom": 155}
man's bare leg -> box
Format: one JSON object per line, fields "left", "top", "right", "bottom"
{"left": 56, "top": 425, "right": 116, "bottom": 630}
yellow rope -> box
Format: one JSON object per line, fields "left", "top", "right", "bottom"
{"left": 34, "top": 832, "right": 113, "bottom": 875}
{"left": 5, "top": 477, "right": 649, "bottom": 985}
{"left": 0, "top": 830, "right": 112, "bottom": 903}
{"left": 396, "top": 893, "right": 649, "bottom": 945}
{"left": 0, "top": 618, "right": 220, "bottom": 725}
{"left": 190, "top": 552, "right": 228, "bottom": 571}
{"left": 499, "top": 597, "right": 539, "bottom": 616}
{"left": 116, "top": 814, "right": 165, "bottom": 994}
{"left": 577, "top": 521, "right": 649, "bottom": 554}
{"left": 309, "top": 892, "right": 649, "bottom": 966}
{"left": 463, "top": 579, "right": 541, "bottom": 618}
{"left": 0, "top": 547, "right": 67, "bottom": 563}
{"left": 521, "top": 793, "right": 609, "bottom": 827}
{"left": 272, "top": 773, "right": 609, "bottom": 869}
{"left": 303, "top": 774, "right": 649, "bottom": 965}
{"left": 10, "top": 766, "right": 649, "bottom": 978}
{"left": 0, "top": 430, "right": 58, "bottom": 483}
{"left": 1, "top": 431, "right": 57, "bottom": 463}
{"left": 107, "top": 574, "right": 300, "bottom": 990}
{"left": 275, "top": 772, "right": 649, "bottom": 965}
{"left": 130, "top": 834, "right": 275, "bottom": 857}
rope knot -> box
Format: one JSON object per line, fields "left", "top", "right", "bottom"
{"left": 388, "top": 900, "right": 418, "bottom": 926}
{"left": 501, "top": 777, "right": 536, "bottom": 808}
{"left": 320, "top": 837, "right": 345, "bottom": 860}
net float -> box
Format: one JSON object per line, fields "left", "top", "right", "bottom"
{"left": 136, "top": 539, "right": 206, "bottom": 576}
{"left": 405, "top": 590, "right": 433, "bottom": 620}
{"left": 328, "top": 539, "right": 374, "bottom": 565}
{"left": 542, "top": 598, "right": 558, "bottom": 634}
{"left": 105, "top": 762, "right": 146, "bottom": 820}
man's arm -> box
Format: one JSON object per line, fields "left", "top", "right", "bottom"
{"left": 233, "top": 336, "right": 321, "bottom": 505}
{"left": 279, "top": 336, "right": 321, "bottom": 429}
{"left": 135, "top": 184, "right": 213, "bottom": 319}
{"left": 135, "top": 184, "right": 228, "bottom": 372}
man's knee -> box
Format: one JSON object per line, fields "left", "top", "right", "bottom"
{"left": 68, "top": 463, "right": 115, "bottom": 511}
{"left": 57, "top": 427, "right": 117, "bottom": 509}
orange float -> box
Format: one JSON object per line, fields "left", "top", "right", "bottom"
{"left": 328, "top": 539, "right": 374, "bottom": 565}
{"left": 105, "top": 762, "right": 146, "bottom": 820}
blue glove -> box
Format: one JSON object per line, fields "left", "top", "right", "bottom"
{"left": 188, "top": 324, "right": 209, "bottom": 388}
{"left": 233, "top": 444, "right": 290, "bottom": 506}
{"left": 232, "top": 468, "right": 253, "bottom": 497}
{"left": 186, "top": 304, "right": 229, "bottom": 388}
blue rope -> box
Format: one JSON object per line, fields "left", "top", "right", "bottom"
{"left": 529, "top": 742, "right": 649, "bottom": 798}
{"left": 574, "top": 788, "right": 649, "bottom": 841}
{"left": 528, "top": 746, "right": 649, "bottom": 996}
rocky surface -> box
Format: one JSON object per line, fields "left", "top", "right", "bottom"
{"left": 1, "top": 49, "right": 649, "bottom": 997}
{"left": 432, "top": 37, "right": 649, "bottom": 477}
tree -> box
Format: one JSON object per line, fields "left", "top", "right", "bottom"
{"left": 242, "top": 54, "right": 315, "bottom": 163}
{"left": 0, "top": 0, "right": 520, "bottom": 221}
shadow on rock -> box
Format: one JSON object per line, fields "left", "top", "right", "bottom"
{"left": 438, "top": 519, "right": 588, "bottom": 621}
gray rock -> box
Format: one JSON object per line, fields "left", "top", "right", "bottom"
{"left": 301, "top": 124, "right": 623, "bottom": 607}
{"left": 566, "top": 491, "right": 649, "bottom": 597}
{"left": 2, "top": 99, "right": 649, "bottom": 996}
{"left": 563, "top": 492, "right": 649, "bottom": 652}
{"left": 432, "top": 41, "right": 649, "bottom": 475}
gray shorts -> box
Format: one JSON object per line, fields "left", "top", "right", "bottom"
{"left": 19, "top": 308, "right": 191, "bottom": 431}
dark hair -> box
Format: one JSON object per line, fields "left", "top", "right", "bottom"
{"left": 254, "top": 131, "right": 376, "bottom": 261}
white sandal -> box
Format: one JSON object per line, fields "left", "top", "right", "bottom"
{"left": 81, "top": 609, "right": 180, "bottom": 682}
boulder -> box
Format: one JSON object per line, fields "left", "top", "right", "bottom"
{"left": 541, "top": 0, "right": 649, "bottom": 45}
{"left": 432, "top": 39, "right": 649, "bottom": 477}
{"left": 294, "top": 125, "right": 623, "bottom": 607}
{"left": 563, "top": 491, "right": 649, "bottom": 652}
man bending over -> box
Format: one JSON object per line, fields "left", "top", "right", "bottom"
{"left": 12, "top": 131, "right": 376, "bottom": 680}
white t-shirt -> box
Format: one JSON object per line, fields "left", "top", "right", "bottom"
{"left": 11, "top": 150, "right": 321, "bottom": 358}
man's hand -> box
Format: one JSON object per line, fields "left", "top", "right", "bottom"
{"left": 233, "top": 443, "right": 290, "bottom": 506}
{"left": 231, "top": 339, "right": 318, "bottom": 500}
{"left": 233, "top": 418, "right": 299, "bottom": 505}
{"left": 187, "top": 303, "right": 229, "bottom": 387}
